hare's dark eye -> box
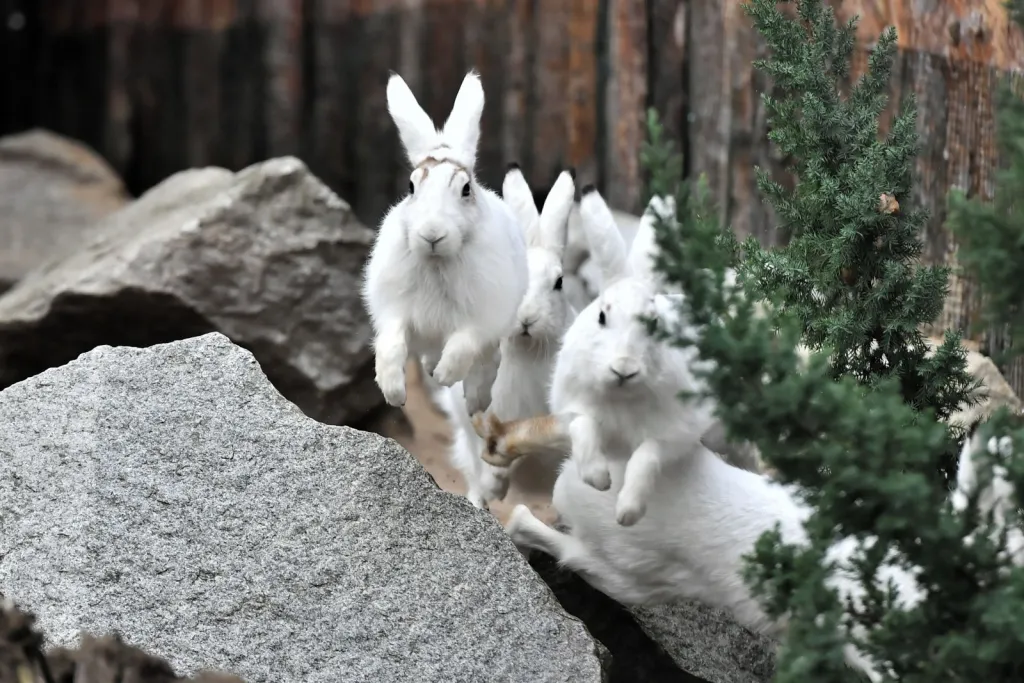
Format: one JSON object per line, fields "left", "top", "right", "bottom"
{"left": 409, "top": 180, "right": 415, "bottom": 195}
{"left": 553, "top": 276, "right": 563, "bottom": 291}
{"left": 461, "top": 182, "right": 471, "bottom": 198}
{"left": 598, "top": 310, "right": 606, "bottom": 326}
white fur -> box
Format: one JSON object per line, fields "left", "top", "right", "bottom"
{"left": 495, "top": 189, "right": 924, "bottom": 680}
{"left": 500, "top": 435, "right": 921, "bottom": 681}
{"left": 362, "top": 70, "right": 528, "bottom": 414}
{"left": 548, "top": 189, "right": 717, "bottom": 526}
{"left": 439, "top": 167, "right": 578, "bottom": 508}
{"left": 952, "top": 427, "right": 1024, "bottom": 566}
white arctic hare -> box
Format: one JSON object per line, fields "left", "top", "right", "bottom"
{"left": 440, "top": 165, "right": 578, "bottom": 508}
{"left": 475, "top": 411, "right": 920, "bottom": 682}
{"left": 542, "top": 186, "right": 717, "bottom": 526}
{"left": 362, "top": 70, "right": 528, "bottom": 415}
{"left": 952, "top": 421, "right": 1024, "bottom": 566}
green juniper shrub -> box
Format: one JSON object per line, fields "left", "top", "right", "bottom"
{"left": 736, "top": 0, "right": 976, "bottom": 483}
{"left": 635, "top": 0, "right": 1024, "bottom": 678}
{"left": 643, "top": 111, "right": 1024, "bottom": 683}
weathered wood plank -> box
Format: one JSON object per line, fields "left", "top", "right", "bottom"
{"left": 602, "top": 0, "right": 647, "bottom": 213}
{"left": 530, "top": 0, "right": 571, "bottom": 190}
{"left": 501, "top": 0, "right": 533, "bottom": 174}
{"left": 566, "top": 0, "right": 601, "bottom": 186}
{"left": 685, "top": 0, "right": 728, "bottom": 219}
{"left": 1, "top": 0, "right": 38, "bottom": 134}
{"left": 465, "top": 0, "right": 508, "bottom": 191}
{"left": 8, "top": 0, "right": 1024, "bottom": 398}
{"left": 256, "top": 0, "right": 304, "bottom": 159}
{"left": 647, "top": 0, "right": 687, "bottom": 158}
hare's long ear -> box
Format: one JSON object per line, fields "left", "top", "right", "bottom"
{"left": 578, "top": 186, "right": 629, "bottom": 289}
{"left": 628, "top": 195, "right": 676, "bottom": 292}
{"left": 537, "top": 169, "right": 575, "bottom": 256}
{"left": 441, "top": 70, "right": 485, "bottom": 170}
{"left": 502, "top": 163, "right": 540, "bottom": 241}
{"left": 387, "top": 72, "right": 439, "bottom": 166}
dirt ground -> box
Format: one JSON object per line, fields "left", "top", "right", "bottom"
{"left": 361, "top": 360, "right": 561, "bottom": 528}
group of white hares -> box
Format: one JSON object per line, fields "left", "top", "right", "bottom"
{"left": 361, "top": 70, "right": 1021, "bottom": 680}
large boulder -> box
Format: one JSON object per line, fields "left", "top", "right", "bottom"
{"left": 0, "top": 129, "right": 130, "bottom": 292}
{"left": 0, "top": 156, "right": 379, "bottom": 425}
{"left": 532, "top": 552, "right": 774, "bottom": 683}
{"left": 0, "top": 333, "right": 608, "bottom": 683}
{"left": 924, "top": 337, "right": 1023, "bottom": 428}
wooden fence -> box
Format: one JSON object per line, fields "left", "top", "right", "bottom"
{"left": 2, "top": 0, "right": 1024, "bottom": 389}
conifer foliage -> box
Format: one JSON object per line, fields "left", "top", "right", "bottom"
{"left": 947, "top": 0, "right": 1024, "bottom": 358}
{"left": 641, "top": 0, "right": 1024, "bottom": 680}
{"left": 737, "top": 0, "right": 974, "bottom": 458}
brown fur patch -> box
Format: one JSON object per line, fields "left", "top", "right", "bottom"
{"left": 477, "top": 413, "right": 569, "bottom": 467}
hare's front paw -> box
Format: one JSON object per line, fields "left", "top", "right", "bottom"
{"left": 420, "top": 353, "right": 440, "bottom": 377}
{"left": 578, "top": 457, "right": 612, "bottom": 492}
{"left": 615, "top": 490, "right": 647, "bottom": 527}
{"left": 375, "top": 359, "right": 407, "bottom": 407}
{"left": 463, "top": 380, "right": 493, "bottom": 415}
{"left": 431, "top": 351, "right": 474, "bottom": 388}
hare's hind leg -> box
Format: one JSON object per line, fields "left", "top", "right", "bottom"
{"left": 506, "top": 504, "right": 587, "bottom": 561}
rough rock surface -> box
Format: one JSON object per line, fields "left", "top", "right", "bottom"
{"left": 0, "top": 333, "right": 607, "bottom": 683}
{"left": 531, "top": 553, "right": 773, "bottom": 683}
{"left": 629, "top": 604, "right": 773, "bottom": 683}
{"left": 924, "top": 337, "right": 1023, "bottom": 427}
{"left": 1, "top": 599, "right": 246, "bottom": 683}
{"left": 0, "top": 156, "right": 378, "bottom": 425}
{"left": 0, "top": 129, "right": 129, "bottom": 291}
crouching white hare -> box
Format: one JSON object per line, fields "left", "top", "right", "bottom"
{"left": 496, "top": 185, "right": 717, "bottom": 527}
{"left": 441, "top": 164, "right": 578, "bottom": 508}
{"left": 362, "top": 70, "right": 528, "bottom": 414}
{"left": 471, "top": 188, "right": 925, "bottom": 681}
{"left": 477, "top": 411, "right": 923, "bottom": 682}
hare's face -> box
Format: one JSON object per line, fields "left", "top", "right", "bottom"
{"left": 405, "top": 160, "right": 480, "bottom": 258}
{"left": 560, "top": 278, "right": 670, "bottom": 397}
{"left": 513, "top": 248, "right": 571, "bottom": 344}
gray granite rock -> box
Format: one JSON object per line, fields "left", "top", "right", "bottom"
{"left": 0, "top": 332, "right": 607, "bottom": 683}
{"left": 630, "top": 604, "right": 774, "bottom": 683}
{"left": 0, "top": 129, "right": 129, "bottom": 291}
{"left": 530, "top": 552, "right": 773, "bottom": 683}
{"left": 0, "top": 156, "right": 379, "bottom": 426}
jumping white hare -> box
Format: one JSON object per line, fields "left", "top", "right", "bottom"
{"left": 476, "top": 185, "right": 718, "bottom": 527}
{"left": 440, "top": 164, "right": 577, "bottom": 508}
{"left": 362, "top": 70, "right": 528, "bottom": 415}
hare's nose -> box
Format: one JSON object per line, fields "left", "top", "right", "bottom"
{"left": 610, "top": 357, "right": 641, "bottom": 385}
{"left": 611, "top": 368, "right": 639, "bottom": 385}
{"left": 421, "top": 234, "right": 446, "bottom": 251}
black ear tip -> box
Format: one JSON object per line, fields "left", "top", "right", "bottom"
{"left": 566, "top": 167, "right": 577, "bottom": 180}
{"left": 581, "top": 184, "right": 597, "bottom": 196}
{"left": 506, "top": 161, "right": 521, "bottom": 171}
